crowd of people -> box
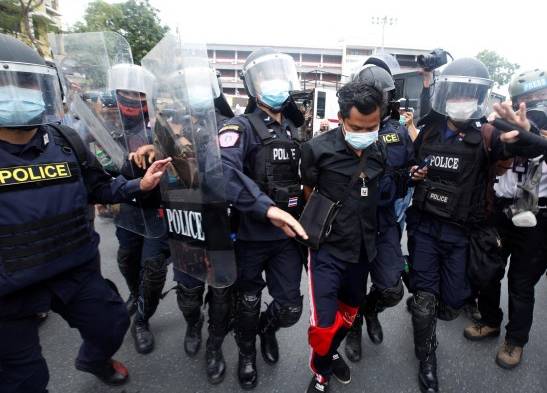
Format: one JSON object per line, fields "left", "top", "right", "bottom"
{"left": 0, "top": 30, "right": 546, "bottom": 393}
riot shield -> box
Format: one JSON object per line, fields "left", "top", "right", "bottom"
{"left": 141, "top": 34, "right": 236, "bottom": 287}
{"left": 49, "top": 31, "right": 166, "bottom": 238}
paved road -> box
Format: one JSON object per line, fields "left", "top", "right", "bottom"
{"left": 41, "top": 216, "right": 547, "bottom": 393}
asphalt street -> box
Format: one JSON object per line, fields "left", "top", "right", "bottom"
{"left": 40, "top": 216, "right": 547, "bottom": 393}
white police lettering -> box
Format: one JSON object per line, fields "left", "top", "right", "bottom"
{"left": 430, "top": 155, "right": 460, "bottom": 171}
{"left": 272, "top": 148, "right": 290, "bottom": 161}
{"left": 429, "top": 192, "right": 448, "bottom": 204}
{"left": 290, "top": 148, "right": 296, "bottom": 160}
{"left": 166, "top": 208, "right": 205, "bottom": 241}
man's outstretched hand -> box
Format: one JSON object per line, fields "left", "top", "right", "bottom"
{"left": 266, "top": 206, "right": 308, "bottom": 239}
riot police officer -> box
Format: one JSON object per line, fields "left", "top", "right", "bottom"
{"left": 171, "top": 69, "right": 237, "bottom": 385}
{"left": 107, "top": 64, "right": 171, "bottom": 356}
{"left": 464, "top": 69, "right": 547, "bottom": 369}
{"left": 407, "top": 57, "right": 542, "bottom": 393}
{"left": 0, "top": 34, "right": 171, "bottom": 393}
{"left": 219, "top": 48, "right": 307, "bottom": 390}
{"left": 344, "top": 65, "right": 415, "bottom": 361}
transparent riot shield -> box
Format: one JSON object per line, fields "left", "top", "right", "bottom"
{"left": 141, "top": 34, "right": 236, "bottom": 287}
{"left": 49, "top": 31, "right": 166, "bottom": 238}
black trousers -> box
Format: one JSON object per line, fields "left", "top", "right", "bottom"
{"left": 478, "top": 200, "right": 547, "bottom": 346}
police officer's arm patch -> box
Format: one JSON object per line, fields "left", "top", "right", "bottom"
{"left": 381, "top": 133, "right": 401, "bottom": 144}
{"left": 218, "top": 124, "right": 242, "bottom": 148}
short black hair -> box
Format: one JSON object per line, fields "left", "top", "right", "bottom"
{"left": 337, "top": 81, "right": 383, "bottom": 119}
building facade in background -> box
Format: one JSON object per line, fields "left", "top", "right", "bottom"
{"left": 207, "top": 42, "right": 430, "bottom": 101}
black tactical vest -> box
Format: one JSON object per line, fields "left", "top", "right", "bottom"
{"left": 244, "top": 112, "right": 302, "bottom": 217}
{"left": 413, "top": 123, "right": 488, "bottom": 224}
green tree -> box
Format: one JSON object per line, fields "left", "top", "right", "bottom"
{"left": 0, "top": 0, "right": 57, "bottom": 56}
{"left": 73, "top": 0, "right": 168, "bottom": 64}
{"left": 476, "top": 50, "right": 520, "bottom": 88}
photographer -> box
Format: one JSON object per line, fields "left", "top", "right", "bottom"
{"left": 464, "top": 68, "right": 547, "bottom": 370}
{"left": 301, "top": 81, "right": 386, "bottom": 393}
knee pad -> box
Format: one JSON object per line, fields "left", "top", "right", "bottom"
{"left": 237, "top": 292, "right": 261, "bottom": 316}
{"left": 142, "top": 256, "right": 168, "bottom": 283}
{"left": 410, "top": 290, "right": 438, "bottom": 318}
{"left": 276, "top": 297, "right": 304, "bottom": 328}
{"left": 376, "top": 280, "right": 405, "bottom": 310}
{"left": 437, "top": 301, "right": 461, "bottom": 321}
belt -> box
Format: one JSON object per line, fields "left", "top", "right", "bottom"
{"left": 496, "top": 197, "right": 547, "bottom": 209}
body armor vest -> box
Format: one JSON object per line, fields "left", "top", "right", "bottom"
{"left": 0, "top": 126, "right": 96, "bottom": 296}
{"left": 244, "top": 112, "right": 302, "bottom": 217}
{"left": 413, "top": 124, "right": 488, "bottom": 224}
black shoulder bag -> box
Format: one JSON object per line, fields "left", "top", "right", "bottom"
{"left": 297, "top": 153, "right": 368, "bottom": 250}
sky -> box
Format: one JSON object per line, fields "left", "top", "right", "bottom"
{"left": 58, "top": 0, "right": 545, "bottom": 73}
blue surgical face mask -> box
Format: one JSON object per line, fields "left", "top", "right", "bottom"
{"left": 342, "top": 124, "right": 379, "bottom": 150}
{"left": 0, "top": 86, "right": 46, "bottom": 127}
{"left": 258, "top": 79, "right": 290, "bottom": 110}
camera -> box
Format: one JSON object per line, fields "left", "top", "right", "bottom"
{"left": 417, "top": 48, "right": 452, "bottom": 72}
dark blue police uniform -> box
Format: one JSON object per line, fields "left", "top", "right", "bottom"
{"left": 218, "top": 107, "right": 304, "bottom": 360}
{"left": 0, "top": 125, "right": 143, "bottom": 393}
{"left": 373, "top": 119, "right": 415, "bottom": 293}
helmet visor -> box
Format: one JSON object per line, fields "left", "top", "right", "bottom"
{"left": 431, "top": 75, "right": 493, "bottom": 119}
{"left": 243, "top": 53, "right": 300, "bottom": 97}
{"left": 0, "top": 62, "right": 63, "bottom": 127}
{"left": 108, "top": 63, "right": 155, "bottom": 98}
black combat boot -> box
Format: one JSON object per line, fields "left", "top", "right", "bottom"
{"left": 410, "top": 291, "right": 439, "bottom": 393}
{"left": 131, "top": 256, "right": 167, "bottom": 355}
{"left": 205, "top": 335, "right": 226, "bottom": 384}
{"left": 419, "top": 353, "right": 438, "bottom": 393}
{"left": 204, "top": 287, "right": 232, "bottom": 384}
{"left": 176, "top": 283, "right": 205, "bottom": 357}
{"left": 344, "top": 313, "right": 363, "bottom": 362}
{"left": 236, "top": 292, "right": 261, "bottom": 390}
{"left": 116, "top": 247, "right": 141, "bottom": 316}
{"left": 131, "top": 314, "right": 154, "bottom": 354}
{"left": 258, "top": 308, "right": 279, "bottom": 364}
{"left": 364, "top": 311, "right": 383, "bottom": 345}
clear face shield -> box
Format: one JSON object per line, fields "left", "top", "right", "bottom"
{"left": 0, "top": 62, "right": 63, "bottom": 128}
{"left": 243, "top": 53, "right": 300, "bottom": 109}
{"left": 431, "top": 75, "right": 493, "bottom": 121}
{"left": 520, "top": 88, "right": 547, "bottom": 130}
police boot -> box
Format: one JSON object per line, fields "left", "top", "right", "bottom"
{"left": 117, "top": 247, "right": 141, "bottom": 316}
{"left": 344, "top": 313, "right": 363, "bottom": 362}
{"left": 205, "top": 287, "right": 232, "bottom": 384}
{"left": 236, "top": 293, "right": 261, "bottom": 390}
{"left": 258, "top": 307, "right": 280, "bottom": 364}
{"left": 410, "top": 291, "right": 439, "bottom": 393}
{"left": 132, "top": 256, "right": 168, "bottom": 354}
{"left": 364, "top": 311, "right": 383, "bottom": 345}
{"left": 205, "top": 335, "right": 226, "bottom": 384}
{"left": 131, "top": 313, "right": 154, "bottom": 354}
{"left": 176, "top": 283, "right": 205, "bottom": 357}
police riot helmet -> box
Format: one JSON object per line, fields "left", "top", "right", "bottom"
{"left": 509, "top": 69, "right": 547, "bottom": 129}
{"left": 431, "top": 57, "right": 493, "bottom": 121}
{"left": 107, "top": 63, "right": 155, "bottom": 121}
{"left": 0, "top": 34, "right": 63, "bottom": 128}
{"left": 241, "top": 48, "right": 300, "bottom": 112}
{"left": 363, "top": 52, "right": 401, "bottom": 75}
{"left": 352, "top": 64, "right": 395, "bottom": 106}
{"left": 166, "top": 64, "right": 221, "bottom": 117}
